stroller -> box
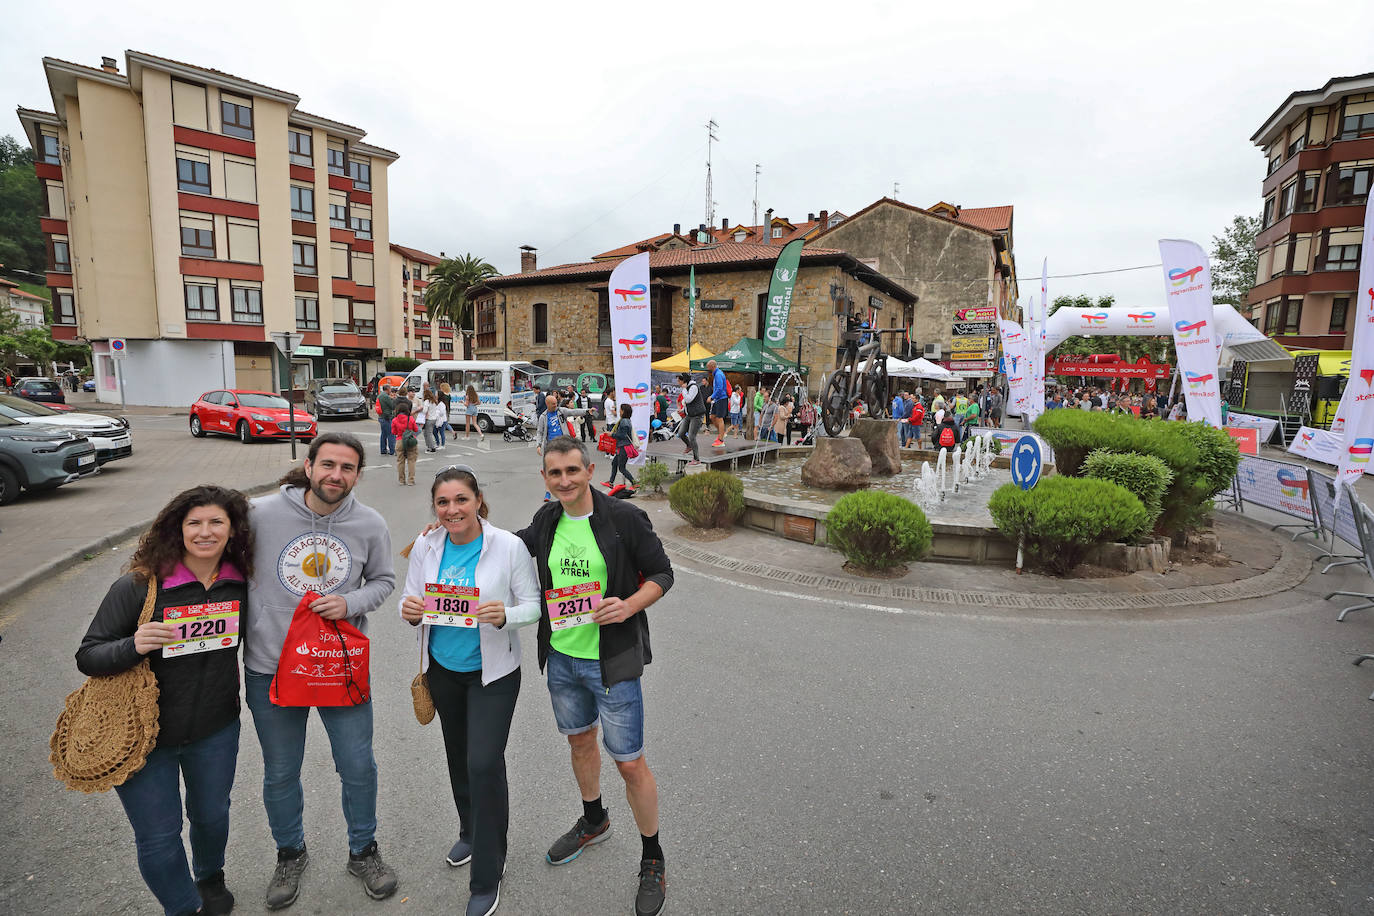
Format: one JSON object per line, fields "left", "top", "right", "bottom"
{"left": 501, "top": 405, "right": 535, "bottom": 442}
{"left": 650, "top": 411, "right": 681, "bottom": 443}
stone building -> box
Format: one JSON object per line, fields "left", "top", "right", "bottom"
{"left": 472, "top": 242, "right": 916, "bottom": 376}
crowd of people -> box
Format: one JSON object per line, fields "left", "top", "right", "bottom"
{"left": 75, "top": 432, "right": 674, "bottom": 916}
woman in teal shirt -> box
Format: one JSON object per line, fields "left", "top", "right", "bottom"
{"left": 399, "top": 466, "right": 541, "bottom": 916}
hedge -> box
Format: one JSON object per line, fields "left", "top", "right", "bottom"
{"left": 988, "top": 477, "right": 1149, "bottom": 576}
{"left": 826, "top": 491, "right": 933, "bottom": 569}
{"left": 1082, "top": 449, "right": 1173, "bottom": 535}
{"left": 668, "top": 471, "right": 744, "bottom": 528}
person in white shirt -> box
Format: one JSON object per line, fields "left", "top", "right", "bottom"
{"left": 727, "top": 388, "right": 743, "bottom": 437}
{"left": 428, "top": 394, "right": 450, "bottom": 450}
{"left": 602, "top": 394, "right": 617, "bottom": 435}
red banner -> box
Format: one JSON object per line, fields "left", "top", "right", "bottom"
{"left": 1225, "top": 427, "right": 1259, "bottom": 455}
{"left": 1048, "top": 356, "right": 1170, "bottom": 380}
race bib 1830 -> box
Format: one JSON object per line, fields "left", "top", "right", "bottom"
{"left": 162, "top": 600, "right": 240, "bottom": 658}
{"left": 546, "top": 582, "right": 601, "bottom": 630}
{"left": 423, "top": 583, "right": 480, "bottom": 628}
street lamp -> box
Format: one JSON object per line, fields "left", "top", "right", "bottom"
{"left": 270, "top": 331, "right": 305, "bottom": 460}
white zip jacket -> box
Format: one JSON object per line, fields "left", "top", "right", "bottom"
{"left": 399, "top": 518, "right": 541, "bottom": 684}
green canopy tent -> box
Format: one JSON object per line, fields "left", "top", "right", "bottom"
{"left": 689, "top": 337, "right": 805, "bottom": 375}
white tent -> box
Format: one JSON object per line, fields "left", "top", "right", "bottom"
{"left": 888, "top": 356, "right": 953, "bottom": 380}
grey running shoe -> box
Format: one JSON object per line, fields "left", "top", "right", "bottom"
{"left": 265, "top": 846, "right": 308, "bottom": 910}
{"left": 635, "top": 857, "right": 666, "bottom": 916}
{"left": 447, "top": 837, "right": 473, "bottom": 867}
{"left": 545, "top": 815, "right": 611, "bottom": 865}
{"left": 466, "top": 882, "right": 500, "bottom": 916}
{"left": 347, "top": 841, "right": 398, "bottom": 900}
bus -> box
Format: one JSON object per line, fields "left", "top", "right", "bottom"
{"left": 402, "top": 360, "right": 541, "bottom": 432}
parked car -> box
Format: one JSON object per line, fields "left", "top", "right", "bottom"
{"left": 189, "top": 390, "right": 317, "bottom": 443}
{"left": 0, "top": 414, "right": 99, "bottom": 505}
{"left": 82, "top": 379, "right": 96, "bottom": 392}
{"left": 0, "top": 394, "right": 132, "bottom": 464}
{"left": 305, "top": 379, "right": 369, "bottom": 420}
{"left": 14, "top": 377, "right": 67, "bottom": 405}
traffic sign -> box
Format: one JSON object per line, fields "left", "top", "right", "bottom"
{"left": 270, "top": 332, "right": 305, "bottom": 355}
{"left": 109, "top": 338, "right": 128, "bottom": 359}
{"left": 1010, "top": 435, "right": 1042, "bottom": 490}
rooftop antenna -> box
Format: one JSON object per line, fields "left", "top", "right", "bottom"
{"left": 704, "top": 119, "right": 719, "bottom": 230}
{"left": 753, "top": 163, "right": 761, "bottom": 228}
{"left": 893, "top": 181, "right": 900, "bottom": 200}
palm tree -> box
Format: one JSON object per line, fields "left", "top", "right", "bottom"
{"left": 424, "top": 254, "right": 499, "bottom": 358}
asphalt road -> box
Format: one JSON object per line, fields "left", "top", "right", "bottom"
{"left": 2, "top": 434, "right": 1373, "bottom": 915}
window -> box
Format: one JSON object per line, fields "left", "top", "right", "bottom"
{"left": 1280, "top": 296, "right": 1302, "bottom": 334}
{"left": 223, "top": 157, "right": 256, "bottom": 203}
{"left": 1287, "top": 134, "right": 1304, "bottom": 158}
{"left": 226, "top": 219, "right": 259, "bottom": 262}
{"left": 1261, "top": 195, "right": 1276, "bottom": 227}
{"left": 45, "top": 181, "right": 65, "bottom": 218}
{"left": 348, "top": 205, "right": 371, "bottom": 238}
{"left": 439, "top": 338, "right": 454, "bottom": 355}
{"left": 295, "top": 295, "right": 320, "bottom": 330}
{"left": 1297, "top": 173, "right": 1320, "bottom": 212}
{"left": 231, "top": 285, "right": 263, "bottom": 323}
{"left": 1331, "top": 297, "right": 1350, "bottom": 333}
{"left": 351, "top": 252, "right": 374, "bottom": 286}
{"left": 327, "top": 140, "right": 346, "bottom": 176}
{"left": 772, "top": 227, "right": 783, "bottom": 239}
{"left": 54, "top": 292, "right": 75, "bottom": 324}
{"left": 292, "top": 240, "right": 316, "bottom": 275}
{"left": 1325, "top": 162, "right": 1373, "bottom": 206}
{"left": 347, "top": 158, "right": 371, "bottom": 190}
{"left": 333, "top": 297, "right": 351, "bottom": 333}
{"left": 180, "top": 216, "right": 215, "bottom": 257}
{"left": 331, "top": 243, "right": 349, "bottom": 279}
{"left": 1323, "top": 244, "right": 1360, "bottom": 271}
{"left": 288, "top": 130, "right": 312, "bottom": 166}
{"left": 533, "top": 302, "right": 548, "bottom": 344}
{"left": 476, "top": 299, "right": 497, "bottom": 349}
{"left": 1278, "top": 180, "right": 1298, "bottom": 217}
{"left": 352, "top": 301, "right": 376, "bottom": 335}
{"left": 184, "top": 282, "right": 219, "bottom": 321}
{"left": 1267, "top": 151, "right": 1282, "bottom": 175}
{"left": 177, "top": 156, "right": 211, "bottom": 194}
{"left": 290, "top": 185, "right": 314, "bottom": 220}
{"left": 40, "top": 132, "right": 60, "bottom": 164}
{"left": 220, "top": 95, "right": 253, "bottom": 140}
{"left": 415, "top": 337, "right": 430, "bottom": 353}
{"left": 52, "top": 238, "right": 70, "bottom": 273}
{"left": 1339, "top": 99, "right": 1374, "bottom": 140}
{"left": 172, "top": 80, "right": 208, "bottom": 130}
{"left": 1264, "top": 301, "right": 1280, "bottom": 335}
{"left": 329, "top": 190, "right": 347, "bottom": 228}
{"left": 413, "top": 263, "right": 424, "bottom": 282}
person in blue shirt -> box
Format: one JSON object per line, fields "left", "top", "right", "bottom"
{"left": 891, "top": 390, "right": 911, "bottom": 446}
{"left": 707, "top": 360, "right": 729, "bottom": 447}
{"left": 400, "top": 466, "right": 541, "bottom": 916}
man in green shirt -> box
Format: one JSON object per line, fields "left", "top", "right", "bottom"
{"left": 518, "top": 438, "right": 674, "bottom": 916}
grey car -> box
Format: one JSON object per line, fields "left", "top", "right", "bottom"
{"left": 0, "top": 413, "right": 99, "bottom": 505}
{"left": 305, "top": 379, "right": 369, "bottom": 420}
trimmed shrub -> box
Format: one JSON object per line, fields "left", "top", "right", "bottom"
{"left": 668, "top": 471, "right": 744, "bottom": 528}
{"left": 988, "top": 477, "right": 1150, "bottom": 576}
{"left": 826, "top": 491, "right": 933, "bottom": 569}
{"left": 1171, "top": 421, "right": 1241, "bottom": 497}
{"left": 385, "top": 356, "right": 421, "bottom": 372}
{"left": 1082, "top": 449, "right": 1173, "bottom": 535}
{"left": 637, "top": 459, "right": 670, "bottom": 494}
{"left": 960, "top": 435, "right": 1003, "bottom": 455}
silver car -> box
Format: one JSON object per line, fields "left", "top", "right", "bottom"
{"left": 0, "top": 394, "right": 133, "bottom": 464}
{"left": 0, "top": 414, "right": 98, "bottom": 504}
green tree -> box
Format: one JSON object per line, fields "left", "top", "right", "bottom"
{"left": 0, "top": 136, "right": 46, "bottom": 273}
{"left": 423, "top": 254, "right": 498, "bottom": 358}
{"left": 1209, "top": 214, "right": 1261, "bottom": 309}
{"left": 0, "top": 305, "right": 58, "bottom": 371}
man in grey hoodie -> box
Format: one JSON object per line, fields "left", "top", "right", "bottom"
{"left": 242, "top": 432, "right": 399, "bottom": 910}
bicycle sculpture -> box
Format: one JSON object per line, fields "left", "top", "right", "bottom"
{"left": 820, "top": 314, "right": 893, "bottom": 436}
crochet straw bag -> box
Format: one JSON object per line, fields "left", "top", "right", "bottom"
{"left": 411, "top": 637, "right": 435, "bottom": 725}
{"left": 50, "top": 578, "right": 161, "bottom": 792}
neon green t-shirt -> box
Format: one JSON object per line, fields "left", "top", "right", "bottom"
{"left": 547, "top": 512, "right": 607, "bottom": 660}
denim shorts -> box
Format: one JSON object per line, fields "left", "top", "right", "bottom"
{"left": 730, "top": 411, "right": 742, "bottom": 426}
{"left": 545, "top": 650, "right": 644, "bottom": 761}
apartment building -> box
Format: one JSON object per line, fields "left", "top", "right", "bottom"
{"left": 16, "top": 51, "right": 397, "bottom": 405}
{"left": 388, "top": 244, "right": 453, "bottom": 360}
{"left": 1249, "top": 72, "right": 1374, "bottom": 350}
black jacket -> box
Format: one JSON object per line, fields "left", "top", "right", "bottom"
{"left": 77, "top": 572, "right": 246, "bottom": 747}
{"left": 518, "top": 487, "right": 674, "bottom": 687}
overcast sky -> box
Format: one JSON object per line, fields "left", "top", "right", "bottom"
{"left": 5, "top": 0, "right": 1371, "bottom": 310}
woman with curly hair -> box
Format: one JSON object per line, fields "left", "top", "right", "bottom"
{"left": 76, "top": 485, "right": 254, "bottom": 916}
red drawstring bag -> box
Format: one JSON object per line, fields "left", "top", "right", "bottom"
{"left": 270, "top": 590, "right": 371, "bottom": 707}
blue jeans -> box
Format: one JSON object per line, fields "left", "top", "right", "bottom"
{"left": 114, "top": 719, "right": 240, "bottom": 916}
{"left": 378, "top": 417, "right": 395, "bottom": 455}
{"left": 545, "top": 650, "right": 645, "bottom": 761}
{"left": 244, "top": 669, "right": 378, "bottom": 855}
{"left": 898, "top": 421, "right": 911, "bottom": 446}
{"left": 436, "top": 420, "right": 447, "bottom": 446}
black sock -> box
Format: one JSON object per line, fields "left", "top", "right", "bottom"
{"left": 641, "top": 832, "right": 663, "bottom": 861}
{"left": 583, "top": 797, "right": 607, "bottom": 826}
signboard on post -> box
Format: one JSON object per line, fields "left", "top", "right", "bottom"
{"left": 1010, "top": 436, "right": 1042, "bottom": 491}
{"left": 269, "top": 332, "right": 307, "bottom": 460}
{"left": 109, "top": 338, "right": 128, "bottom": 359}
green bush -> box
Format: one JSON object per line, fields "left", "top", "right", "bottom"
{"left": 960, "top": 435, "right": 1003, "bottom": 455}
{"left": 988, "top": 477, "right": 1149, "bottom": 576}
{"left": 826, "top": 491, "right": 933, "bottom": 569}
{"left": 1171, "top": 421, "right": 1241, "bottom": 497}
{"left": 385, "top": 356, "right": 422, "bottom": 372}
{"left": 637, "top": 459, "right": 670, "bottom": 494}
{"left": 1082, "top": 449, "right": 1173, "bottom": 535}
{"left": 668, "top": 471, "right": 744, "bottom": 528}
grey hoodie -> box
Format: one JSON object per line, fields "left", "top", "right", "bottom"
{"left": 244, "top": 484, "right": 396, "bottom": 675}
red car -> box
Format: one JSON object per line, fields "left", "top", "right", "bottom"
{"left": 189, "top": 389, "right": 317, "bottom": 443}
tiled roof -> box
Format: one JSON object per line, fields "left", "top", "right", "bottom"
{"left": 945, "top": 205, "right": 1012, "bottom": 233}
{"left": 592, "top": 216, "right": 822, "bottom": 260}
{"left": 809, "top": 197, "right": 1002, "bottom": 243}
{"left": 8, "top": 288, "right": 47, "bottom": 302}
{"left": 125, "top": 50, "right": 297, "bottom": 101}
{"left": 390, "top": 243, "right": 442, "bottom": 265}
{"left": 496, "top": 241, "right": 849, "bottom": 284}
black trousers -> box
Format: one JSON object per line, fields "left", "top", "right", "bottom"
{"left": 426, "top": 661, "right": 522, "bottom": 893}
{"left": 609, "top": 445, "right": 635, "bottom": 485}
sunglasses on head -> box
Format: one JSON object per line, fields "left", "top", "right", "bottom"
{"left": 435, "top": 463, "right": 479, "bottom": 483}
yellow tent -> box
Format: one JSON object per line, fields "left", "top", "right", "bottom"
{"left": 1286, "top": 348, "right": 1350, "bottom": 376}
{"left": 650, "top": 343, "right": 715, "bottom": 373}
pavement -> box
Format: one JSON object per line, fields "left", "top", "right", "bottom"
{"left": 2, "top": 426, "right": 1373, "bottom": 914}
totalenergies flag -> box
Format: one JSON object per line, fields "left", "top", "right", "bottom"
{"left": 607, "top": 252, "right": 652, "bottom": 463}
{"left": 1334, "top": 201, "right": 1374, "bottom": 488}
{"left": 998, "top": 318, "right": 1031, "bottom": 417}
{"left": 1158, "top": 240, "right": 1223, "bottom": 427}
{"left": 762, "top": 239, "right": 804, "bottom": 348}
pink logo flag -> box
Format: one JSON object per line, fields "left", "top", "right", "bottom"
{"left": 607, "top": 252, "right": 652, "bottom": 462}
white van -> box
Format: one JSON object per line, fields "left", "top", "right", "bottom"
{"left": 403, "top": 360, "right": 542, "bottom": 432}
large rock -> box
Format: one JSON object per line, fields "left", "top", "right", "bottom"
{"left": 801, "top": 437, "right": 872, "bottom": 490}
{"left": 850, "top": 418, "right": 902, "bottom": 475}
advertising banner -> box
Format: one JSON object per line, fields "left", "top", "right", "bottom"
{"left": 1159, "top": 240, "right": 1223, "bottom": 427}
{"left": 607, "top": 252, "right": 652, "bottom": 462}
{"left": 1333, "top": 200, "right": 1374, "bottom": 487}
{"left": 955, "top": 307, "right": 998, "bottom": 321}
{"left": 998, "top": 319, "right": 1030, "bottom": 417}
{"left": 1026, "top": 263, "right": 1047, "bottom": 423}
{"left": 687, "top": 264, "right": 696, "bottom": 349}
{"left": 1235, "top": 456, "right": 1314, "bottom": 521}
{"left": 951, "top": 337, "right": 995, "bottom": 354}
{"left": 1308, "top": 470, "right": 1361, "bottom": 549}
{"left": 761, "top": 239, "right": 804, "bottom": 348}
{"left": 1290, "top": 353, "right": 1318, "bottom": 414}
{"left": 1225, "top": 359, "right": 1247, "bottom": 408}
{"left": 952, "top": 321, "right": 996, "bottom": 337}
{"left": 1227, "top": 412, "right": 1280, "bottom": 443}
{"left": 1225, "top": 427, "right": 1259, "bottom": 455}
{"left": 1041, "top": 302, "right": 1269, "bottom": 353}
{"left": 1048, "top": 357, "right": 1169, "bottom": 379}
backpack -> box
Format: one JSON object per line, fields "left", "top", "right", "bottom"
{"left": 938, "top": 425, "right": 956, "bottom": 449}
{"left": 910, "top": 402, "right": 925, "bottom": 426}
{"left": 401, "top": 420, "right": 417, "bottom": 450}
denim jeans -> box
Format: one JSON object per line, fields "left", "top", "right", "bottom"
{"left": 436, "top": 420, "right": 447, "bottom": 446}
{"left": 114, "top": 719, "right": 240, "bottom": 916}
{"left": 244, "top": 669, "right": 378, "bottom": 855}
{"left": 546, "top": 650, "right": 644, "bottom": 761}
{"left": 378, "top": 417, "right": 395, "bottom": 455}
{"left": 898, "top": 421, "right": 911, "bottom": 447}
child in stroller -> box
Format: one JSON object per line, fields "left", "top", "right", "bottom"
{"left": 501, "top": 403, "right": 535, "bottom": 442}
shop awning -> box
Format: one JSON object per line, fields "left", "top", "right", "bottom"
{"left": 650, "top": 343, "right": 716, "bottom": 373}
{"left": 690, "top": 337, "right": 804, "bottom": 374}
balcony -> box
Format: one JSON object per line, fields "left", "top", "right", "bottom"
{"left": 1261, "top": 135, "right": 1374, "bottom": 196}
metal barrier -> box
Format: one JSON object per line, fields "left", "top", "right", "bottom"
{"left": 1324, "top": 495, "right": 1374, "bottom": 622}
{"left": 1233, "top": 456, "right": 1318, "bottom": 540}
{"left": 1307, "top": 471, "right": 1364, "bottom": 573}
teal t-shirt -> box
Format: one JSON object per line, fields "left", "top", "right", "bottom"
{"left": 429, "top": 534, "right": 483, "bottom": 672}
